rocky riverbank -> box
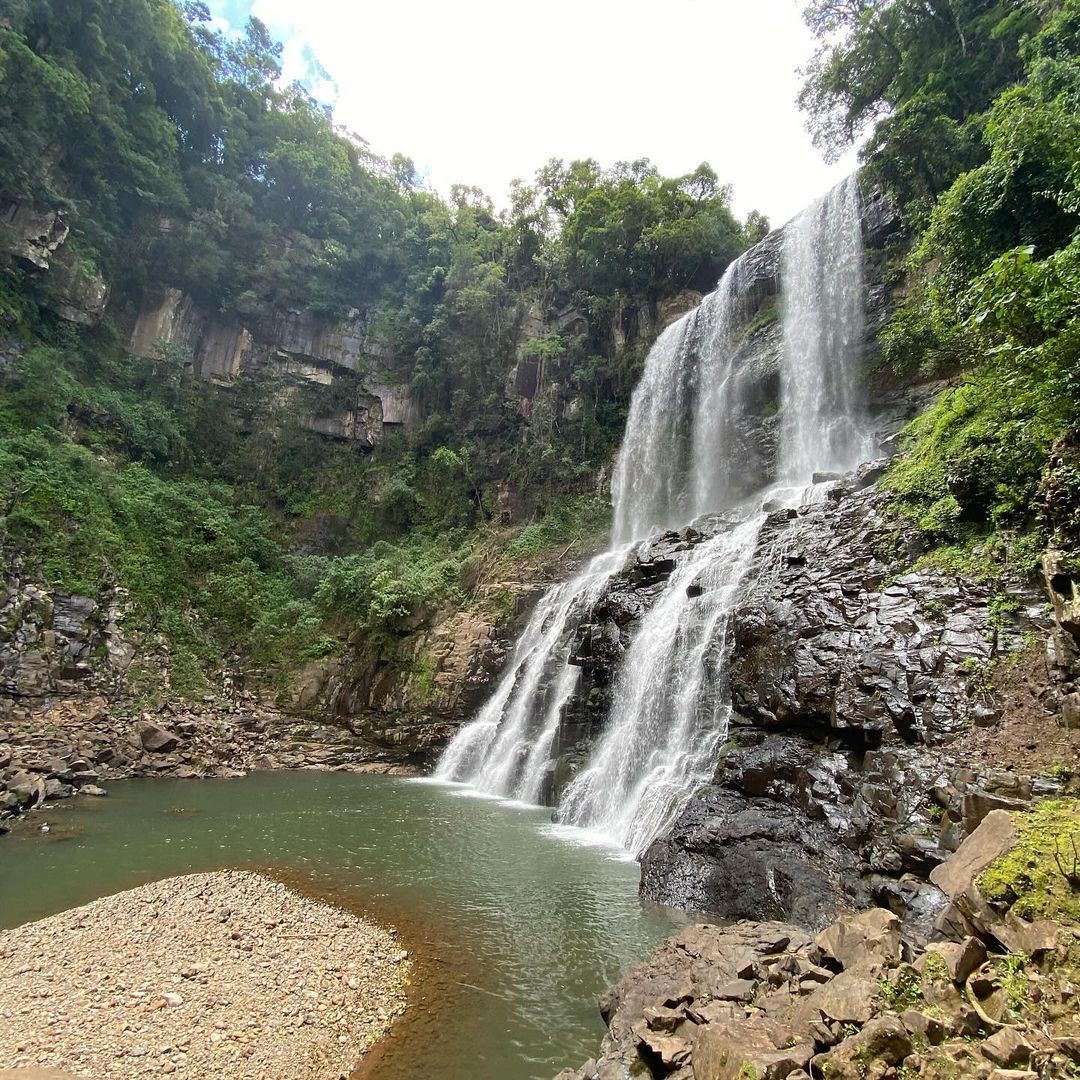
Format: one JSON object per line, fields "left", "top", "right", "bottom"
{"left": 0, "top": 870, "right": 409, "bottom": 1079}
{"left": 0, "top": 696, "right": 424, "bottom": 833}
{"left": 557, "top": 807, "right": 1080, "bottom": 1079}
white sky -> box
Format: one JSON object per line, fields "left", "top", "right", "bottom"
{"left": 216, "top": 0, "right": 859, "bottom": 227}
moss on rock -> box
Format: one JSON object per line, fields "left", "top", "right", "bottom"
{"left": 977, "top": 799, "right": 1080, "bottom": 924}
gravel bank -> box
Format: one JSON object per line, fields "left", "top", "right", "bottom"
{"left": 0, "top": 870, "right": 409, "bottom": 1079}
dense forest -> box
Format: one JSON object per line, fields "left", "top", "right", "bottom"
{"left": 802, "top": 0, "right": 1080, "bottom": 584}
{"left": 0, "top": 0, "right": 757, "bottom": 699}
{"left": 1, "top": 0, "right": 1078, "bottom": 704}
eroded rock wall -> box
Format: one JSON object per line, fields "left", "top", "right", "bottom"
{"left": 0, "top": 552, "right": 134, "bottom": 700}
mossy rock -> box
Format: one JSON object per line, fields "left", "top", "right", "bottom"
{"left": 977, "top": 798, "right": 1080, "bottom": 924}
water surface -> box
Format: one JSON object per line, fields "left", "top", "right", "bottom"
{"left": 0, "top": 771, "right": 681, "bottom": 1079}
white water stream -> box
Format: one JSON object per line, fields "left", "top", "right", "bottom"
{"left": 436, "top": 175, "right": 869, "bottom": 855}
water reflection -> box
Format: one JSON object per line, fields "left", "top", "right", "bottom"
{"left": 0, "top": 771, "right": 681, "bottom": 1080}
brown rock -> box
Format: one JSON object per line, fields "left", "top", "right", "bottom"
{"left": 999, "top": 911, "right": 1059, "bottom": 957}
{"left": 981, "top": 1027, "right": 1033, "bottom": 1069}
{"left": 814, "top": 908, "right": 901, "bottom": 971}
{"left": 693, "top": 1017, "right": 813, "bottom": 1080}
{"left": 925, "top": 936, "right": 987, "bottom": 984}
{"left": 138, "top": 721, "right": 181, "bottom": 754}
{"left": 810, "top": 1015, "right": 912, "bottom": 1079}
{"left": 900, "top": 1008, "right": 946, "bottom": 1045}
{"left": 643, "top": 1004, "right": 686, "bottom": 1033}
{"left": 632, "top": 1020, "right": 693, "bottom": 1069}
{"left": 929, "top": 810, "right": 1017, "bottom": 900}
{"left": 714, "top": 978, "right": 757, "bottom": 1001}
{"left": 794, "top": 968, "right": 880, "bottom": 1025}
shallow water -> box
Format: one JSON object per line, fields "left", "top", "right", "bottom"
{"left": 0, "top": 771, "right": 682, "bottom": 1079}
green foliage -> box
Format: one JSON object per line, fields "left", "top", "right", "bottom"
{"left": 878, "top": 965, "right": 924, "bottom": 1010}
{"left": 880, "top": 5, "right": 1080, "bottom": 557}
{"left": 311, "top": 540, "right": 463, "bottom": 649}
{"left": 507, "top": 495, "right": 612, "bottom": 560}
{"left": 799, "top": 0, "right": 1039, "bottom": 219}
{"left": 978, "top": 800, "right": 1080, "bottom": 925}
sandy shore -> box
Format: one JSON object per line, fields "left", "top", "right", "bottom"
{"left": 0, "top": 870, "right": 409, "bottom": 1079}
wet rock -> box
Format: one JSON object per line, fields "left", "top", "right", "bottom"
{"left": 725, "top": 486, "right": 1030, "bottom": 747}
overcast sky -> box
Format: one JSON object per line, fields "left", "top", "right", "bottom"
{"left": 209, "top": 0, "right": 859, "bottom": 228}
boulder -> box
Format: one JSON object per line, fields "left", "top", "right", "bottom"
{"left": 929, "top": 809, "right": 1017, "bottom": 900}
{"left": 900, "top": 1008, "right": 947, "bottom": 1045}
{"left": 794, "top": 968, "right": 880, "bottom": 1026}
{"left": 809, "top": 1016, "right": 912, "bottom": 1080}
{"left": 814, "top": 908, "right": 901, "bottom": 971}
{"left": 138, "top": 721, "right": 181, "bottom": 754}
{"left": 981, "top": 1027, "right": 1033, "bottom": 1069}
{"left": 924, "top": 937, "right": 986, "bottom": 984}
{"left": 693, "top": 1017, "right": 814, "bottom": 1080}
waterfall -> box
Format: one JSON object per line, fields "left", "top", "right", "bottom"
{"left": 780, "top": 174, "right": 870, "bottom": 481}
{"left": 555, "top": 515, "right": 763, "bottom": 854}
{"left": 434, "top": 552, "right": 623, "bottom": 798}
{"left": 611, "top": 257, "right": 748, "bottom": 545}
{"left": 436, "top": 176, "right": 869, "bottom": 856}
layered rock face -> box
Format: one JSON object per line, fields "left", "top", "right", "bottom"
{"left": 552, "top": 476, "right": 1061, "bottom": 931}
{"left": 0, "top": 552, "right": 133, "bottom": 699}
{"left": 126, "top": 286, "right": 417, "bottom": 449}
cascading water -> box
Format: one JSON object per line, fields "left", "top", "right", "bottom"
{"left": 437, "top": 175, "right": 870, "bottom": 856}
{"left": 780, "top": 175, "right": 870, "bottom": 481}
{"left": 611, "top": 258, "right": 748, "bottom": 545}
{"left": 433, "top": 553, "right": 622, "bottom": 800}
{"left": 555, "top": 515, "right": 763, "bottom": 855}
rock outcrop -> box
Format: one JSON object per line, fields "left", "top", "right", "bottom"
{"left": 526, "top": 468, "right": 1064, "bottom": 930}
{"left": 0, "top": 199, "right": 109, "bottom": 325}
{"left": 0, "top": 552, "right": 133, "bottom": 699}
{"left": 557, "top": 836, "right": 1080, "bottom": 1080}
{"left": 637, "top": 483, "right": 1049, "bottom": 929}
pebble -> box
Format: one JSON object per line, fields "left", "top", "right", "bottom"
{"left": 0, "top": 870, "right": 409, "bottom": 1079}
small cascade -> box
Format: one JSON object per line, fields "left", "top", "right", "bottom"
{"left": 433, "top": 551, "right": 622, "bottom": 798}
{"left": 555, "top": 513, "right": 764, "bottom": 854}
{"left": 437, "top": 175, "right": 871, "bottom": 857}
